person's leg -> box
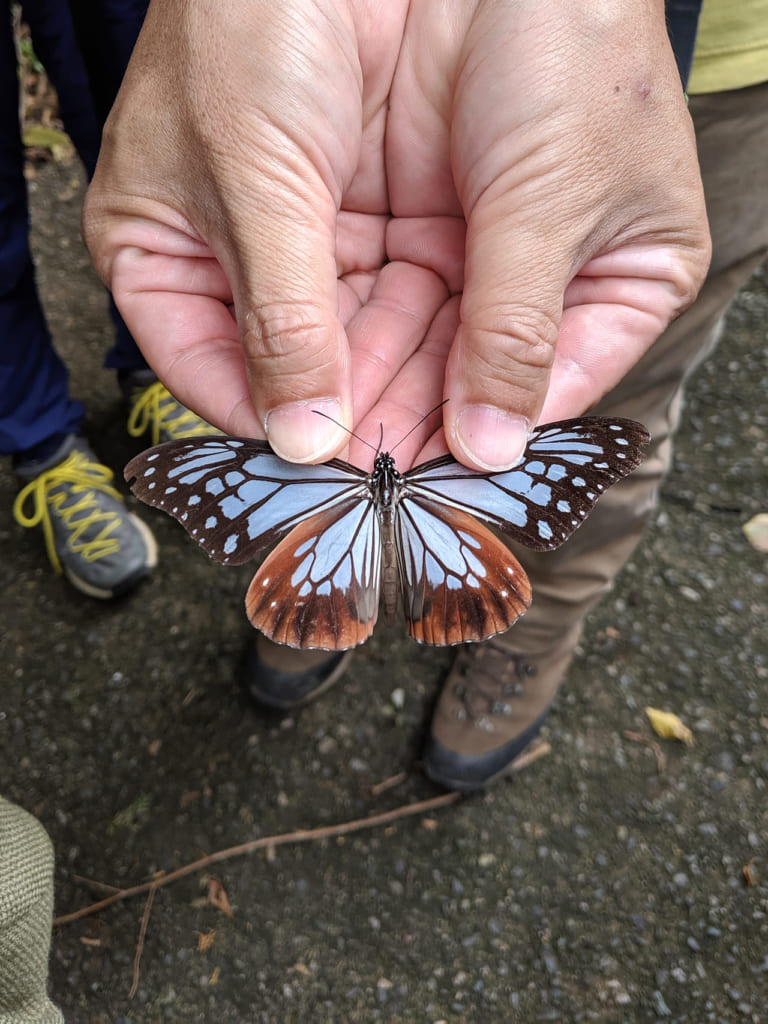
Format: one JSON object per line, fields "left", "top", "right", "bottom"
{"left": 0, "top": 13, "right": 84, "bottom": 462}
{"left": 424, "top": 82, "right": 768, "bottom": 788}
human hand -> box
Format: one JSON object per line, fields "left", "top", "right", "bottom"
{"left": 84, "top": 0, "right": 710, "bottom": 472}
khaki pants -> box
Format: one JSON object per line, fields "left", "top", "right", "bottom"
{"left": 506, "top": 82, "right": 768, "bottom": 654}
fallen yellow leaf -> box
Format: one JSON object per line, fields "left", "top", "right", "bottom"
{"left": 743, "top": 513, "right": 768, "bottom": 553}
{"left": 22, "top": 124, "right": 74, "bottom": 161}
{"left": 644, "top": 707, "right": 694, "bottom": 746}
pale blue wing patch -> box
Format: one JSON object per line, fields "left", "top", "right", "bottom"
{"left": 402, "top": 417, "right": 649, "bottom": 552}
{"left": 395, "top": 494, "right": 531, "bottom": 645}
{"left": 125, "top": 436, "right": 369, "bottom": 564}
{"left": 246, "top": 495, "right": 382, "bottom": 650}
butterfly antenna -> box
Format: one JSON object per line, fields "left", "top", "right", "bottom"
{"left": 312, "top": 409, "right": 377, "bottom": 453}
{"left": 389, "top": 400, "right": 448, "bottom": 456}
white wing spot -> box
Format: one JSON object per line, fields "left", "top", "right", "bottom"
{"left": 205, "top": 516, "right": 217, "bottom": 530}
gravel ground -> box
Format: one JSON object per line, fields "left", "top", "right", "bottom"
{"left": 2, "top": 159, "right": 767, "bottom": 1023}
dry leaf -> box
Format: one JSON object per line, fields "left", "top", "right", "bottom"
{"left": 644, "top": 707, "right": 694, "bottom": 746}
{"left": 743, "top": 513, "right": 768, "bottom": 553}
{"left": 208, "top": 966, "right": 221, "bottom": 986}
{"left": 743, "top": 861, "right": 758, "bottom": 887}
{"left": 195, "top": 929, "right": 216, "bottom": 952}
{"left": 207, "top": 878, "right": 234, "bottom": 918}
{"left": 22, "top": 124, "right": 74, "bottom": 161}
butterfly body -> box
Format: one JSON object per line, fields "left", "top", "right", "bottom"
{"left": 125, "top": 417, "right": 650, "bottom": 651}
{"left": 367, "top": 452, "right": 404, "bottom": 627}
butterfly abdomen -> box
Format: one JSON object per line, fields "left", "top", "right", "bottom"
{"left": 371, "top": 452, "right": 403, "bottom": 626}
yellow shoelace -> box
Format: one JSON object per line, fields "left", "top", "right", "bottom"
{"left": 13, "top": 451, "right": 125, "bottom": 574}
{"left": 127, "top": 380, "right": 218, "bottom": 445}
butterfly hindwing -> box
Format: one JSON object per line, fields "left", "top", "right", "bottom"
{"left": 404, "top": 417, "right": 650, "bottom": 552}
{"left": 395, "top": 494, "right": 532, "bottom": 646}
{"left": 245, "top": 495, "right": 382, "bottom": 650}
{"left": 124, "top": 436, "right": 368, "bottom": 565}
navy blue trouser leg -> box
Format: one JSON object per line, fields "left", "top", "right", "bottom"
{"left": 1, "top": 0, "right": 148, "bottom": 460}
{"left": 0, "top": 10, "right": 83, "bottom": 459}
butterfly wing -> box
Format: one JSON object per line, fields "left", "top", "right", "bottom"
{"left": 403, "top": 417, "right": 650, "bottom": 551}
{"left": 246, "top": 494, "right": 381, "bottom": 650}
{"left": 395, "top": 494, "right": 531, "bottom": 645}
{"left": 124, "top": 436, "right": 369, "bottom": 564}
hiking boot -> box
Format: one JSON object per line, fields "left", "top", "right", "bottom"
{"left": 423, "top": 632, "right": 579, "bottom": 791}
{"left": 13, "top": 435, "right": 157, "bottom": 599}
{"left": 242, "top": 633, "right": 354, "bottom": 710}
{"left": 124, "top": 370, "right": 222, "bottom": 444}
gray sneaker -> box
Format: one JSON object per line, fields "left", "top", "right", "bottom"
{"left": 13, "top": 435, "right": 158, "bottom": 599}
{"left": 124, "top": 370, "right": 222, "bottom": 444}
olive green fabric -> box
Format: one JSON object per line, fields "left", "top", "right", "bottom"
{"left": 689, "top": 0, "right": 768, "bottom": 93}
{"left": 0, "top": 799, "right": 63, "bottom": 1024}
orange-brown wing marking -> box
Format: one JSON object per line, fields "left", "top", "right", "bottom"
{"left": 395, "top": 497, "right": 531, "bottom": 646}
{"left": 245, "top": 495, "right": 381, "bottom": 650}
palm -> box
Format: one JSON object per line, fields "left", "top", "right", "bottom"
{"left": 85, "top": 1, "right": 709, "bottom": 471}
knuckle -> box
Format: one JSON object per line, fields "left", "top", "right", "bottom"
{"left": 465, "top": 304, "right": 558, "bottom": 380}
{"left": 242, "top": 301, "right": 340, "bottom": 395}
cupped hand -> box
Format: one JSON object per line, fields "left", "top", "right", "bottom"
{"left": 84, "top": 0, "right": 710, "bottom": 472}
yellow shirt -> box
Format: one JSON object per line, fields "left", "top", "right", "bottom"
{"left": 688, "top": 0, "right": 768, "bottom": 93}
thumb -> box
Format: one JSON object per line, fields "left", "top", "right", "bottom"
{"left": 230, "top": 188, "right": 353, "bottom": 464}
{"left": 443, "top": 209, "right": 562, "bottom": 471}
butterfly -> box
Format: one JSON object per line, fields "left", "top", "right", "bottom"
{"left": 124, "top": 416, "right": 649, "bottom": 650}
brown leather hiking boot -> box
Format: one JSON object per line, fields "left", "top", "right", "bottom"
{"left": 423, "top": 632, "right": 578, "bottom": 791}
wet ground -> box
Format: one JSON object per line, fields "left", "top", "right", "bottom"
{"left": 2, "top": 159, "right": 767, "bottom": 1023}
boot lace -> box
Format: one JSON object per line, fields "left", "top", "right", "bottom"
{"left": 453, "top": 639, "right": 538, "bottom": 729}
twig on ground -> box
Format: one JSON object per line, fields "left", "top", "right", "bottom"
{"left": 370, "top": 771, "right": 408, "bottom": 796}
{"left": 54, "top": 791, "right": 461, "bottom": 926}
{"left": 623, "top": 730, "right": 667, "bottom": 773}
{"left": 128, "top": 883, "right": 157, "bottom": 1000}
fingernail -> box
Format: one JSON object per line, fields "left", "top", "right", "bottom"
{"left": 265, "top": 398, "right": 347, "bottom": 463}
{"left": 454, "top": 404, "right": 529, "bottom": 471}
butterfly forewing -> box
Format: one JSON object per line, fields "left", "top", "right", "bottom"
{"left": 395, "top": 495, "right": 532, "bottom": 645}
{"left": 245, "top": 495, "right": 381, "bottom": 650}
{"left": 125, "top": 437, "right": 369, "bottom": 564}
{"left": 404, "top": 417, "right": 649, "bottom": 551}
